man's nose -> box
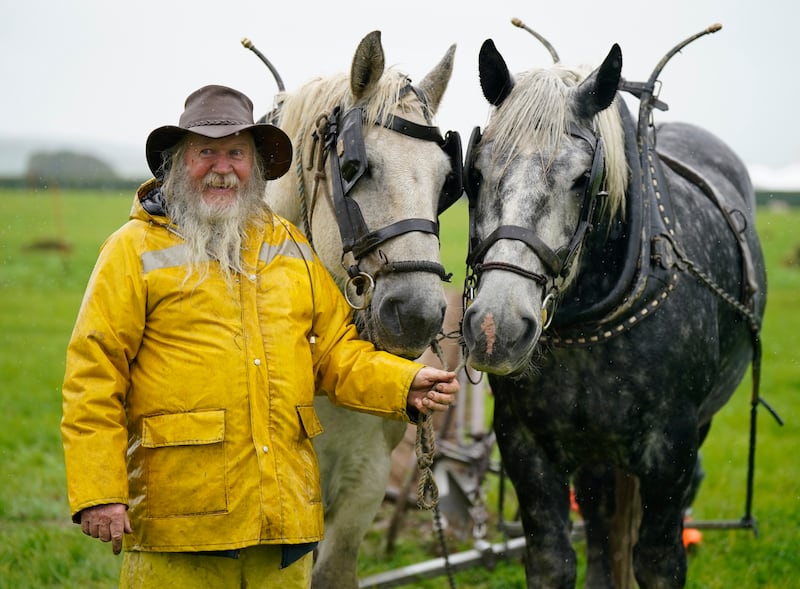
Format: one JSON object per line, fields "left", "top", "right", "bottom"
{"left": 211, "top": 154, "right": 235, "bottom": 173}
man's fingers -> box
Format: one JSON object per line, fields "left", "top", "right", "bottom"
{"left": 421, "top": 392, "right": 453, "bottom": 413}
{"left": 80, "top": 505, "right": 130, "bottom": 554}
{"left": 98, "top": 522, "right": 111, "bottom": 542}
{"left": 427, "top": 390, "right": 454, "bottom": 406}
{"left": 110, "top": 519, "right": 125, "bottom": 554}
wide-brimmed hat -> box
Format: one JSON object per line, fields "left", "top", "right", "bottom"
{"left": 145, "top": 84, "right": 292, "bottom": 180}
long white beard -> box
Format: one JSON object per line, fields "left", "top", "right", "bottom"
{"left": 165, "top": 163, "right": 269, "bottom": 287}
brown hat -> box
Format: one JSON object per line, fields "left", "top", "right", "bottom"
{"left": 145, "top": 85, "right": 292, "bottom": 180}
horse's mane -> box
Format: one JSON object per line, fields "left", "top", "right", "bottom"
{"left": 276, "top": 68, "right": 430, "bottom": 146}
{"left": 483, "top": 65, "right": 628, "bottom": 220}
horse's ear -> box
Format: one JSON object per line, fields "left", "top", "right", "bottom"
{"left": 479, "top": 39, "right": 514, "bottom": 106}
{"left": 417, "top": 44, "right": 456, "bottom": 115}
{"left": 351, "top": 30, "right": 385, "bottom": 100}
{"left": 574, "top": 43, "right": 622, "bottom": 120}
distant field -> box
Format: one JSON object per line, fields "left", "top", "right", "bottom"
{"left": 0, "top": 188, "right": 797, "bottom": 588}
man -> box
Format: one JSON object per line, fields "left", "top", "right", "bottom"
{"left": 61, "top": 84, "right": 458, "bottom": 588}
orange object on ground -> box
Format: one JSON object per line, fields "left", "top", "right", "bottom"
{"left": 683, "top": 520, "right": 703, "bottom": 548}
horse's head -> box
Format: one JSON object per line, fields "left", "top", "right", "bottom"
{"left": 462, "top": 39, "right": 627, "bottom": 375}
{"left": 268, "top": 31, "right": 460, "bottom": 358}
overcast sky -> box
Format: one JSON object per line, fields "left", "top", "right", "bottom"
{"left": 2, "top": 0, "right": 798, "bottom": 188}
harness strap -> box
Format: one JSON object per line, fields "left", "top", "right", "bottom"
{"left": 468, "top": 224, "right": 562, "bottom": 277}
{"left": 656, "top": 150, "right": 760, "bottom": 306}
{"left": 352, "top": 218, "right": 439, "bottom": 259}
{"left": 380, "top": 114, "right": 446, "bottom": 144}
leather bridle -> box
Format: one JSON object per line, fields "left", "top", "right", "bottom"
{"left": 462, "top": 123, "right": 607, "bottom": 319}
{"left": 311, "top": 85, "right": 462, "bottom": 305}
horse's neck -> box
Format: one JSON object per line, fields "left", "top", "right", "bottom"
{"left": 265, "top": 171, "right": 302, "bottom": 228}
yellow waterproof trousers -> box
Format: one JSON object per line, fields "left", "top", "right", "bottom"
{"left": 120, "top": 545, "right": 312, "bottom": 588}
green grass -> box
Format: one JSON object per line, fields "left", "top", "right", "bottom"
{"left": 0, "top": 188, "right": 797, "bottom": 588}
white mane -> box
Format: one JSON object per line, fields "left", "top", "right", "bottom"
{"left": 483, "top": 65, "right": 628, "bottom": 220}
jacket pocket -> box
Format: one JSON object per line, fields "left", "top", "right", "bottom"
{"left": 142, "top": 410, "right": 227, "bottom": 517}
{"left": 296, "top": 405, "right": 323, "bottom": 439}
{"left": 296, "top": 405, "right": 323, "bottom": 504}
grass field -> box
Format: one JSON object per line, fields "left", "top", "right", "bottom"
{"left": 0, "top": 188, "right": 797, "bottom": 588}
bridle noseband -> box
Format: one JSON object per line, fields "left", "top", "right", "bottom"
{"left": 463, "top": 123, "right": 607, "bottom": 322}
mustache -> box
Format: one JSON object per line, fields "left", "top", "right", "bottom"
{"left": 202, "top": 171, "right": 240, "bottom": 190}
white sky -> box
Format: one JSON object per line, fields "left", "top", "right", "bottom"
{"left": 2, "top": 0, "right": 798, "bottom": 187}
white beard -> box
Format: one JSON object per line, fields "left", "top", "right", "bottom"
{"left": 164, "top": 162, "right": 269, "bottom": 287}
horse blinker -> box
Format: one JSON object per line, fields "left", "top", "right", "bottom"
{"left": 437, "top": 130, "right": 464, "bottom": 214}
{"left": 337, "top": 107, "right": 368, "bottom": 194}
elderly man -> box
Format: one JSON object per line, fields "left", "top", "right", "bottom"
{"left": 61, "top": 84, "right": 458, "bottom": 588}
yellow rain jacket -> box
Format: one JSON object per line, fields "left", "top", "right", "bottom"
{"left": 61, "top": 179, "right": 422, "bottom": 553}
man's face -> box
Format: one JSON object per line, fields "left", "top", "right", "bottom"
{"left": 182, "top": 133, "right": 255, "bottom": 208}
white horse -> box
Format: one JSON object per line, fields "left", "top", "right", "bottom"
{"left": 264, "top": 31, "right": 459, "bottom": 588}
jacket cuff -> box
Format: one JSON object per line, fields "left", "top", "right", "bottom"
{"left": 405, "top": 403, "right": 422, "bottom": 424}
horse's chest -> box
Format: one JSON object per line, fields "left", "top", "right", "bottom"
{"left": 492, "top": 348, "right": 672, "bottom": 450}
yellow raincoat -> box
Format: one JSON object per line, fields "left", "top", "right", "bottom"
{"left": 61, "top": 179, "right": 421, "bottom": 553}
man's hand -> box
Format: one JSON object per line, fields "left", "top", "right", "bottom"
{"left": 80, "top": 503, "right": 132, "bottom": 555}
{"left": 407, "top": 367, "right": 459, "bottom": 415}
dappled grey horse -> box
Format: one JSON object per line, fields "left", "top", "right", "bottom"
{"left": 460, "top": 26, "right": 766, "bottom": 588}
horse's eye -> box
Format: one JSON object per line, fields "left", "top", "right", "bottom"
{"left": 572, "top": 171, "right": 589, "bottom": 190}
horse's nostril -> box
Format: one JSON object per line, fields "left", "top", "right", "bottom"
{"left": 511, "top": 316, "right": 538, "bottom": 356}
{"left": 377, "top": 297, "right": 404, "bottom": 336}
{"left": 463, "top": 303, "right": 541, "bottom": 374}
{"left": 377, "top": 295, "right": 444, "bottom": 339}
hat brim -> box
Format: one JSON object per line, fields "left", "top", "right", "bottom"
{"left": 146, "top": 123, "right": 292, "bottom": 181}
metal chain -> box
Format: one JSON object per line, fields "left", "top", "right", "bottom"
{"left": 671, "top": 243, "right": 761, "bottom": 333}
{"left": 433, "top": 502, "right": 456, "bottom": 589}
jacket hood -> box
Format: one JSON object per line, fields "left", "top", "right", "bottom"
{"left": 132, "top": 178, "right": 168, "bottom": 221}
{"left": 136, "top": 178, "right": 167, "bottom": 217}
